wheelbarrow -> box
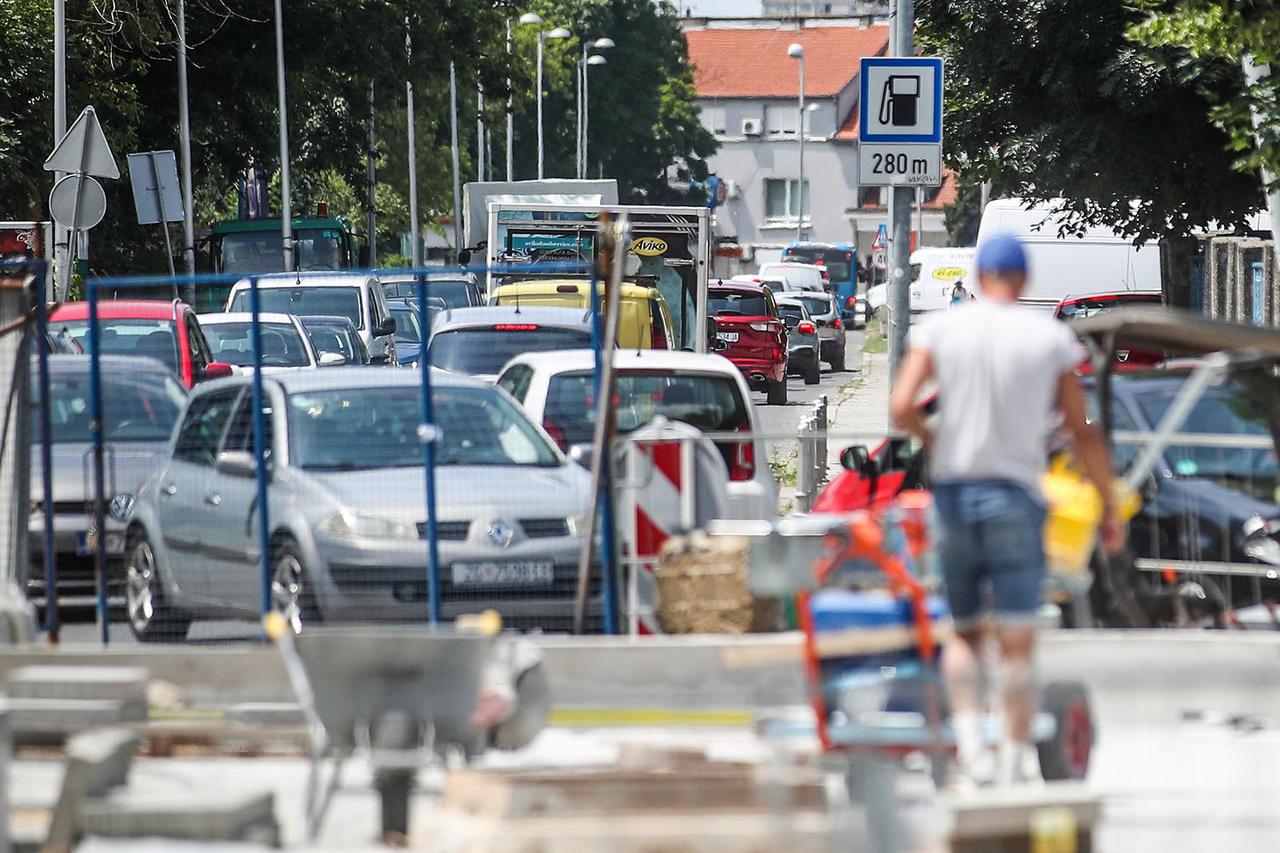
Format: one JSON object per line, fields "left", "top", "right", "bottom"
{"left": 264, "top": 613, "right": 493, "bottom": 843}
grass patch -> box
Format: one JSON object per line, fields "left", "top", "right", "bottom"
{"left": 863, "top": 317, "right": 887, "bottom": 354}
{"left": 769, "top": 447, "right": 799, "bottom": 487}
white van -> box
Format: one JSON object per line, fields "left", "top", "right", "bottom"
{"left": 756, "top": 262, "right": 825, "bottom": 292}
{"left": 976, "top": 199, "right": 1161, "bottom": 311}
{"left": 225, "top": 272, "right": 398, "bottom": 364}
{"left": 908, "top": 247, "right": 976, "bottom": 313}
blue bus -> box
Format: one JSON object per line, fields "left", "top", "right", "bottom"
{"left": 782, "top": 242, "right": 860, "bottom": 324}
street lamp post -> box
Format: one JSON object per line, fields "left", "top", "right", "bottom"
{"left": 520, "top": 13, "right": 570, "bottom": 179}
{"left": 788, "top": 42, "right": 805, "bottom": 243}
{"left": 578, "top": 37, "right": 614, "bottom": 179}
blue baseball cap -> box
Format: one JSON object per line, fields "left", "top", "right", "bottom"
{"left": 976, "top": 233, "right": 1028, "bottom": 275}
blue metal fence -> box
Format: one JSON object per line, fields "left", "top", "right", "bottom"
{"left": 35, "top": 259, "right": 619, "bottom": 643}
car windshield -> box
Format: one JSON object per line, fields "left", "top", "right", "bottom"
{"left": 1134, "top": 381, "right": 1278, "bottom": 497}
{"left": 53, "top": 319, "right": 178, "bottom": 374}
{"left": 288, "top": 385, "right": 559, "bottom": 469}
{"left": 1057, "top": 296, "right": 1160, "bottom": 320}
{"left": 33, "top": 370, "right": 185, "bottom": 443}
{"left": 784, "top": 248, "right": 852, "bottom": 282}
{"left": 428, "top": 326, "right": 591, "bottom": 376}
{"left": 389, "top": 306, "right": 423, "bottom": 343}
{"left": 776, "top": 304, "right": 804, "bottom": 328}
{"left": 709, "top": 290, "right": 768, "bottom": 316}
{"left": 203, "top": 322, "right": 310, "bottom": 367}
{"left": 794, "top": 294, "right": 831, "bottom": 316}
{"left": 382, "top": 279, "right": 473, "bottom": 308}
{"left": 302, "top": 320, "right": 363, "bottom": 363}
{"left": 229, "top": 287, "right": 363, "bottom": 329}
{"left": 542, "top": 370, "right": 749, "bottom": 448}
{"left": 220, "top": 228, "right": 344, "bottom": 274}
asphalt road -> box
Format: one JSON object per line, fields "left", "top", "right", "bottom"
{"left": 752, "top": 328, "right": 865, "bottom": 459}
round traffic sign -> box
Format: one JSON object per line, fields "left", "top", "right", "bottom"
{"left": 48, "top": 174, "right": 107, "bottom": 230}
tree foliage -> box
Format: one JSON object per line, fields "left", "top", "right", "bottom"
{"left": 0, "top": 0, "right": 712, "bottom": 273}
{"left": 916, "top": 0, "right": 1262, "bottom": 242}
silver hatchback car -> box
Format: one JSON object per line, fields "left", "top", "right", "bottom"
{"left": 123, "top": 368, "right": 596, "bottom": 640}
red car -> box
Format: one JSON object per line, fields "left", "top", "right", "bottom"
{"left": 1055, "top": 292, "right": 1163, "bottom": 369}
{"left": 48, "top": 299, "right": 232, "bottom": 389}
{"left": 708, "top": 281, "right": 789, "bottom": 405}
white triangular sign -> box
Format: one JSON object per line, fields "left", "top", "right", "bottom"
{"left": 43, "top": 106, "right": 120, "bottom": 179}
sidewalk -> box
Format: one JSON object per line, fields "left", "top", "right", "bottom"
{"left": 823, "top": 350, "right": 891, "bottom": 475}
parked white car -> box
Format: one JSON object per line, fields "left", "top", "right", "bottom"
{"left": 756, "top": 262, "right": 825, "bottom": 292}
{"left": 495, "top": 349, "right": 777, "bottom": 520}
{"left": 225, "top": 273, "right": 398, "bottom": 364}
{"left": 199, "top": 312, "right": 339, "bottom": 372}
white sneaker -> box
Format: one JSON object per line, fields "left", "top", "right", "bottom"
{"left": 997, "top": 741, "right": 1044, "bottom": 787}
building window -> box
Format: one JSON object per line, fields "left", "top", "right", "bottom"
{"left": 700, "top": 105, "right": 727, "bottom": 136}
{"left": 764, "top": 104, "right": 798, "bottom": 136}
{"left": 765, "top": 179, "right": 810, "bottom": 222}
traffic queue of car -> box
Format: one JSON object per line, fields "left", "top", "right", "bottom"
{"left": 30, "top": 258, "right": 848, "bottom": 638}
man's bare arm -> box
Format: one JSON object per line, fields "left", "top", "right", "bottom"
{"left": 1056, "top": 371, "right": 1125, "bottom": 554}
{"left": 889, "top": 347, "right": 934, "bottom": 445}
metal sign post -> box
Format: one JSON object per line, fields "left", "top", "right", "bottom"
{"left": 126, "top": 150, "right": 185, "bottom": 293}
{"left": 43, "top": 106, "right": 119, "bottom": 299}
{"left": 858, "top": 45, "right": 941, "bottom": 378}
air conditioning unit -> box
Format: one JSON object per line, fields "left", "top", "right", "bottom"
{"left": 724, "top": 179, "right": 741, "bottom": 200}
{"left": 741, "top": 118, "right": 763, "bottom": 137}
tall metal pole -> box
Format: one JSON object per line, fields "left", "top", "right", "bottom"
{"left": 449, "top": 63, "right": 463, "bottom": 258}
{"left": 1243, "top": 57, "right": 1280, "bottom": 272}
{"left": 477, "top": 83, "right": 486, "bottom": 182}
{"left": 536, "top": 31, "right": 545, "bottom": 180}
{"left": 887, "top": 0, "right": 914, "bottom": 378}
{"left": 506, "top": 18, "right": 514, "bottom": 181}
{"left": 576, "top": 49, "right": 584, "bottom": 179}
{"left": 796, "top": 55, "right": 806, "bottom": 242}
{"left": 583, "top": 60, "right": 591, "bottom": 177}
{"left": 272, "top": 0, "right": 294, "bottom": 271}
{"left": 176, "top": 0, "right": 196, "bottom": 294}
{"left": 366, "top": 82, "right": 377, "bottom": 268}
{"left": 53, "top": 0, "right": 68, "bottom": 300}
{"left": 407, "top": 81, "right": 421, "bottom": 268}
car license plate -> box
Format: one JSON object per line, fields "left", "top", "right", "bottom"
{"left": 716, "top": 331, "right": 739, "bottom": 343}
{"left": 451, "top": 561, "right": 555, "bottom": 587}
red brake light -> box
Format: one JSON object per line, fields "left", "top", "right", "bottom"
{"left": 730, "top": 421, "right": 755, "bottom": 481}
{"left": 493, "top": 323, "right": 539, "bottom": 331}
{"left": 543, "top": 419, "right": 567, "bottom": 451}
{"left": 797, "top": 321, "right": 815, "bottom": 335}
{"left": 845, "top": 296, "right": 858, "bottom": 309}
{"left": 650, "top": 323, "right": 668, "bottom": 349}
{"left": 831, "top": 317, "right": 843, "bottom": 330}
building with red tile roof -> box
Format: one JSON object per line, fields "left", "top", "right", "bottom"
{"left": 682, "top": 19, "right": 959, "bottom": 270}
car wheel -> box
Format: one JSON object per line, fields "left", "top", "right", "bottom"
{"left": 124, "top": 532, "right": 190, "bottom": 643}
{"left": 828, "top": 346, "right": 845, "bottom": 372}
{"left": 803, "top": 359, "right": 820, "bottom": 385}
{"left": 271, "top": 539, "right": 321, "bottom": 633}
{"left": 1038, "top": 681, "right": 1094, "bottom": 781}
{"left": 766, "top": 378, "right": 788, "bottom": 405}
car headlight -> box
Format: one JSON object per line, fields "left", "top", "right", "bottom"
{"left": 108, "top": 493, "right": 135, "bottom": 522}
{"left": 319, "top": 510, "right": 418, "bottom": 541}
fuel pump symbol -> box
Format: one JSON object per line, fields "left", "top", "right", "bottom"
{"left": 878, "top": 74, "right": 920, "bottom": 127}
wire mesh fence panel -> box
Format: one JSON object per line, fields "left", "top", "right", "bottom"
{"left": 39, "top": 262, "right": 639, "bottom": 644}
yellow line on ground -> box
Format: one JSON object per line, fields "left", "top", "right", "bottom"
{"left": 550, "top": 707, "right": 757, "bottom": 728}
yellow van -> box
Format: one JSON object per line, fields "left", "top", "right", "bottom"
{"left": 490, "top": 279, "right": 677, "bottom": 350}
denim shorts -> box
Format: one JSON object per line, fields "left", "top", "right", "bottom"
{"left": 932, "top": 480, "right": 1047, "bottom": 629}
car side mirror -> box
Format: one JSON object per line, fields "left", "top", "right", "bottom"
{"left": 201, "top": 362, "right": 234, "bottom": 382}
{"left": 840, "top": 444, "right": 878, "bottom": 476}
{"left": 568, "top": 443, "right": 594, "bottom": 469}
{"left": 318, "top": 351, "right": 347, "bottom": 367}
{"left": 215, "top": 450, "right": 257, "bottom": 478}
{"left": 376, "top": 317, "right": 397, "bottom": 337}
